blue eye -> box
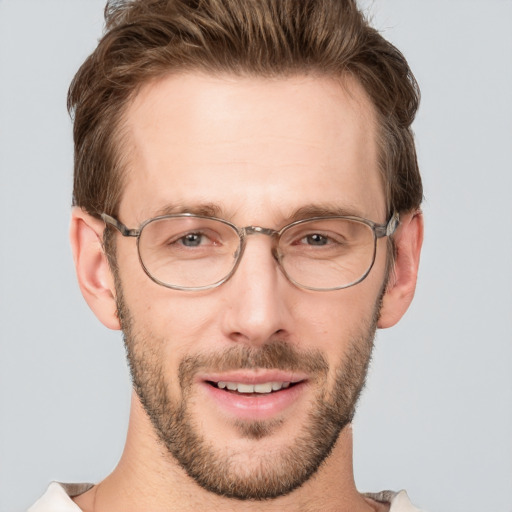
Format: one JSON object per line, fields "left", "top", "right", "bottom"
{"left": 304, "top": 234, "right": 329, "bottom": 246}
{"left": 180, "top": 233, "right": 205, "bottom": 247}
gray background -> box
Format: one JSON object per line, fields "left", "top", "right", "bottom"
{"left": 0, "top": 1, "right": 511, "bottom": 511}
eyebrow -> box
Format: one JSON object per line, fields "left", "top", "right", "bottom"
{"left": 286, "top": 204, "right": 364, "bottom": 223}
{"left": 148, "top": 201, "right": 366, "bottom": 225}
{"left": 152, "top": 202, "right": 226, "bottom": 218}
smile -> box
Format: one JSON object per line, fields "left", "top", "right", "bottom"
{"left": 199, "top": 372, "right": 308, "bottom": 421}
{"left": 210, "top": 381, "right": 293, "bottom": 394}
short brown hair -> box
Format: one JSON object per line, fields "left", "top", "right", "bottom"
{"left": 68, "top": 0, "right": 422, "bottom": 219}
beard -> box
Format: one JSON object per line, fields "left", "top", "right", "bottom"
{"left": 116, "top": 286, "right": 380, "bottom": 501}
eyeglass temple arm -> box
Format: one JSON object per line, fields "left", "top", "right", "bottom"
{"left": 375, "top": 212, "right": 400, "bottom": 238}
{"left": 101, "top": 213, "right": 140, "bottom": 237}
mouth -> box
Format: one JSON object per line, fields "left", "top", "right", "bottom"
{"left": 206, "top": 380, "right": 296, "bottom": 394}
{"left": 199, "top": 371, "right": 309, "bottom": 421}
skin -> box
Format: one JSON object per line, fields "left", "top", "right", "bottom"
{"left": 70, "top": 73, "right": 423, "bottom": 512}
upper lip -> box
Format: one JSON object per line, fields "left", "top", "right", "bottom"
{"left": 199, "top": 370, "right": 308, "bottom": 385}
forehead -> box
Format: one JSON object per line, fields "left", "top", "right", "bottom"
{"left": 119, "top": 72, "right": 385, "bottom": 225}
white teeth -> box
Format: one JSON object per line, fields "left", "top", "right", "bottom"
{"left": 237, "top": 383, "right": 255, "bottom": 393}
{"left": 215, "top": 381, "right": 292, "bottom": 393}
{"left": 254, "top": 383, "right": 273, "bottom": 393}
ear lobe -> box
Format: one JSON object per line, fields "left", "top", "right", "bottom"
{"left": 70, "top": 207, "right": 121, "bottom": 330}
{"left": 378, "top": 210, "right": 424, "bottom": 329}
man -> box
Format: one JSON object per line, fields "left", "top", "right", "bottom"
{"left": 29, "top": 0, "right": 423, "bottom": 510}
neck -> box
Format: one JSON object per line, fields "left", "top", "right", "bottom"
{"left": 74, "top": 393, "right": 375, "bottom": 512}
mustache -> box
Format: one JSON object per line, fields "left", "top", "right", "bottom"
{"left": 178, "top": 340, "right": 329, "bottom": 389}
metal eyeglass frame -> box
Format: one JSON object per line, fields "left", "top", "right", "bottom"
{"left": 101, "top": 211, "right": 400, "bottom": 292}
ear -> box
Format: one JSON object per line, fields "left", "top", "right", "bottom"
{"left": 378, "top": 210, "right": 424, "bottom": 329}
{"left": 69, "top": 207, "right": 121, "bottom": 330}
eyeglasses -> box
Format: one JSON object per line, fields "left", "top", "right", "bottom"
{"left": 101, "top": 212, "right": 399, "bottom": 292}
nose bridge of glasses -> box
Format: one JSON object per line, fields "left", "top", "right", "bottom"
{"left": 243, "top": 226, "right": 278, "bottom": 237}
{"left": 238, "top": 226, "right": 281, "bottom": 264}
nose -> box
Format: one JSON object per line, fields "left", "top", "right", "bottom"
{"left": 220, "top": 235, "right": 293, "bottom": 346}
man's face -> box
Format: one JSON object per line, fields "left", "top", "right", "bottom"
{"left": 114, "top": 73, "right": 388, "bottom": 499}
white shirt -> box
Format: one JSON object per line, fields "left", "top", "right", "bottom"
{"left": 28, "top": 482, "right": 424, "bottom": 511}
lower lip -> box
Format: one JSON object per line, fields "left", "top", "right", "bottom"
{"left": 201, "top": 381, "right": 307, "bottom": 421}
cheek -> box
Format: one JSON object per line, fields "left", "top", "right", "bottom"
{"left": 290, "top": 285, "right": 381, "bottom": 378}
{"left": 292, "top": 288, "right": 377, "bottom": 339}
{"left": 122, "top": 281, "right": 220, "bottom": 367}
